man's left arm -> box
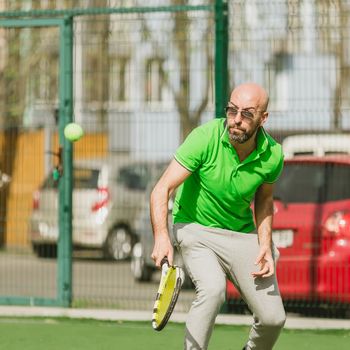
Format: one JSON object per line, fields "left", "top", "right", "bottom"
{"left": 252, "top": 182, "right": 275, "bottom": 278}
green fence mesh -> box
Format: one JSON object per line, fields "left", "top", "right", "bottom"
{"left": 0, "top": 0, "right": 349, "bottom": 319}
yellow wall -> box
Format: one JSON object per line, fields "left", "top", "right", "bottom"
{"left": 3, "top": 130, "right": 44, "bottom": 247}
{"left": 1, "top": 130, "right": 107, "bottom": 247}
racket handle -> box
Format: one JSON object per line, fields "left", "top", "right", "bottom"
{"left": 160, "top": 257, "right": 169, "bottom": 276}
{"left": 160, "top": 257, "right": 169, "bottom": 267}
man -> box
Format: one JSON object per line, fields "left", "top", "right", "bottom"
{"left": 150, "top": 82, "right": 286, "bottom": 350}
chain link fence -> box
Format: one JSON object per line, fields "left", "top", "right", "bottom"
{"left": 0, "top": 0, "right": 349, "bottom": 318}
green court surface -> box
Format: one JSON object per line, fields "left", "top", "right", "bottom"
{"left": 0, "top": 317, "right": 349, "bottom": 350}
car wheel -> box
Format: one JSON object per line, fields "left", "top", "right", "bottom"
{"left": 104, "top": 226, "right": 133, "bottom": 260}
{"left": 131, "top": 242, "right": 153, "bottom": 282}
{"left": 32, "top": 244, "right": 57, "bottom": 258}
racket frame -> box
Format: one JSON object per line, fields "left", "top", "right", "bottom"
{"left": 152, "top": 261, "right": 183, "bottom": 331}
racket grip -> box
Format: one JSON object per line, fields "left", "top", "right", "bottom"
{"left": 160, "top": 257, "right": 169, "bottom": 276}
{"left": 160, "top": 257, "right": 169, "bottom": 267}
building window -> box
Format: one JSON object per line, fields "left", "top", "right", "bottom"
{"left": 109, "top": 56, "right": 130, "bottom": 102}
{"left": 145, "top": 57, "right": 165, "bottom": 103}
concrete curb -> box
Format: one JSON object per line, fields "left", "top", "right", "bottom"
{"left": 0, "top": 306, "right": 349, "bottom": 329}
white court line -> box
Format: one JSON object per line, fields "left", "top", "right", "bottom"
{"left": 0, "top": 306, "right": 349, "bottom": 330}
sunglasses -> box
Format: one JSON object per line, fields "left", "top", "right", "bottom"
{"left": 225, "top": 106, "right": 256, "bottom": 120}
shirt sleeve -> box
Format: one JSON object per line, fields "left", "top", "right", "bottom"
{"left": 265, "top": 150, "right": 284, "bottom": 184}
{"left": 174, "top": 125, "right": 208, "bottom": 172}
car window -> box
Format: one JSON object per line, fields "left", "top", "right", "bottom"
{"left": 324, "top": 151, "right": 349, "bottom": 155}
{"left": 325, "top": 164, "right": 350, "bottom": 201}
{"left": 293, "top": 151, "right": 316, "bottom": 157}
{"left": 73, "top": 168, "right": 100, "bottom": 189}
{"left": 117, "top": 163, "right": 151, "bottom": 190}
{"left": 274, "top": 163, "right": 326, "bottom": 203}
{"left": 41, "top": 168, "right": 99, "bottom": 190}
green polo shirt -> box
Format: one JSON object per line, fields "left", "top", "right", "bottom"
{"left": 172, "top": 118, "right": 284, "bottom": 232}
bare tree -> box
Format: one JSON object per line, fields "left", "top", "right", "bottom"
{"left": 135, "top": 0, "right": 213, "bottom": 141}
{"left": 0, "top": 0, "right": 22, "bottom": 247}
{"left": 84, "top": 0, "right": 111, "bottom": 126}
{"left": 171, "top": 0, "right": 213, "bottom": 141}
{"left": 331, "top": 0, "right": 350, "bottom": 131}
{"left": 317, "top": 0, "right": 350, "bottom": 131}
{"left": 0, "top": 0, "right": 64, "bottom": 247}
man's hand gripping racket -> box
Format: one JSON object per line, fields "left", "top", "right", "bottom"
{"left": 152, "top": 257, "right": 184, "bottom": 331}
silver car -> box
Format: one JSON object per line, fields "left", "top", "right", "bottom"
{"left": 29, "top": 156, "right": 166, "bottom": 260}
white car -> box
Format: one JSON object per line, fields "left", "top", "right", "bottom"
{"left": 282, "top": 133, "right": 350, "bottom": 159}
{"left": 29, "top": 156, "right": 166, "bottom": 260}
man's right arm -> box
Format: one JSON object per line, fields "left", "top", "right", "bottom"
{"left": 150, "top": 159, "right": 191, "bottom": 267}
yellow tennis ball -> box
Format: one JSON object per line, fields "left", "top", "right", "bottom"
{"left": 64, "top": 123, "right": 84, "bottom": 142}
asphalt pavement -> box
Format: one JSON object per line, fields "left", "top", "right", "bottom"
{"left": 0, "top": 250, "right": 194, "bottom": 312}
{"left": 0, "top": 251, "right": 349, "bottom": 329}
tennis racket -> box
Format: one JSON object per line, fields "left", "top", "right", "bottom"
{"left": 151, "top": 257, "right": 184, "bottom": 331}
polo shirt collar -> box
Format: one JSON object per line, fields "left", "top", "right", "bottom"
{"left": 256, "top": 126, "right": 269, "bottom": 155}
{"left": 220, "top": 119, "right": 268, "bottom": 156}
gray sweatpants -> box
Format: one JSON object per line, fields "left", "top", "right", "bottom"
{"left": 173, "top": 223, "right": 286, "bottom": 350}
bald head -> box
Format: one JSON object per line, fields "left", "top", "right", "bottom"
{"left": 226, "top": 83, "right": 269, "bottom": 144}
{"left": 230, "top": 82, "right": 269, "bottom": 112}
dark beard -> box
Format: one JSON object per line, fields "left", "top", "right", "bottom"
{"left": 229, "top": 132, "right": 251, "bottom": 143}
{"left": 229, "top": 128, "right": 256, "bottom": 143}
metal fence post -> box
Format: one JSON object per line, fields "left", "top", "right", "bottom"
{"left": 215, "top": 0, "right": 230, "bottom": 313}
{"left": 57, "top": 16, "right": 73, "bottom": 307}
{"left": 215, "top": 0, "right": 229, "bottom": 118}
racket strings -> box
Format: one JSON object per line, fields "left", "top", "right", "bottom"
{"left": 152, "top": 266, "right": 183, "bottom": 331}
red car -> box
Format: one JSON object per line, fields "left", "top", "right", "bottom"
{"left": 226, "top": 156, "right": 350, "bottom": 315}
